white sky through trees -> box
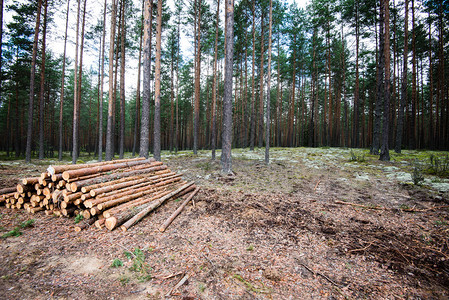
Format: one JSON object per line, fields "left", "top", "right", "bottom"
{"left": 4, "top": 0, "right": 309, "bottom": 97}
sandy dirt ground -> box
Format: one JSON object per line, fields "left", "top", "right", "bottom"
{"left": 0, "top": 147, "right": 448, "bottom": 299}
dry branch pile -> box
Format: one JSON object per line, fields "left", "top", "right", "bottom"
{"left": 0, "top": 157, "right": 196, "bottom": 231}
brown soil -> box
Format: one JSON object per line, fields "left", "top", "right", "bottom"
{"left": 0, "top": 148, "right": 448, "bottom": 299}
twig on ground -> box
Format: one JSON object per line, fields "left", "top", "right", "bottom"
{"left": 161, "top": 271, "right": 184, "bottom": 280}
{"left": 347, "top": 241, "right": 376, "bottom": 253}
{"left": 297, "top": 260, "right": 340, "bottom": 288}
{"left": 166, "top": 273, "right": 190, "bottom": 297}
{"left": 335, "top": 200, "right": 385, "bottom": 210}
{"left": 313, "top": 180, "right": 321, "bottom": 193}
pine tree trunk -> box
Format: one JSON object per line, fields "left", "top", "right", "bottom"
{"left": 258, "top": 12, "right": 265, "bottom": 148}
{"left": 221, "top": 0, "right": 234, "bottom": 173}
{"left": 265, "top": 0, "right": 272, "bottom": 164}
{"left": 140, "top": 0, "right": 153, "bottom": 158}
{"left": 211, "top": 0, "right": 220, "bottom": 160}
{"left": 380, "top": 0, "right": 391, "bottom": 161}
{"left": 395, "top": 0, "right": 408, "bottom": 153}
{"left": 73, "top": 0, "right": 87, "bottom": 163}
{"left": 25, "top": 0, "right": 43, "bottom": 163}
{"left": 410, "top": 0, "right": 416, "bottom": 149}
{"left": 428, "top": 11, "right": 434, "bottom": 149}
{"left": 106, "top": 0, "right": 117, "bottom": 161}
{"left": 98, "top": 0, "right": 107, "bottom": 161}
{"left": 133, "top": 4, "right": 144, "bottom": 157}
{"left": 249, "top": 0, "right": 256, "bottom": 151}
{"left": 153, "top": 0, "right": 162, "bottom": 161}
{"left": 119, "top": 0, "right": 126, "bottom": 159}
{"left": 193, "top": 0, "right": 201, "bottom": 155}
{"left": 39, "top": 0, "right": 48, "bottom": 160}
{"left": 276, "top": 37, "right": 281, "bottom": 147}
{"left": 372, "top": 1, "right": 384, "bottom": 155}
{"left": 353, "top": 4, "right": 360, "bottom": 148}
{"left": 0, "top": 0, "right": 3, "bottom": 108}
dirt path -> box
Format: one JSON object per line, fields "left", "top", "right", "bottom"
{"left": 0, "top": 148, "right": 448, "bottom": 299}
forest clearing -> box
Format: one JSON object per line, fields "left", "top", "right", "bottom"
{"left": 0, "top": 147, "right": 448, "bottom": 299}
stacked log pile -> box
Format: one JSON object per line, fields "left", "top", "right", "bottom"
{"left": 0, "top": 157, "right": 196, "bottom": 231}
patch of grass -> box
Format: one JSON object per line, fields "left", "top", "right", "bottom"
{"left": 119, "top": 275, "right": 129, "bottom": 285}
{"left": 74, "top": 214, "right": 84, "bottom": 224}
{"left": 198, "top": 283, "right": 206, "bottom": 293}
{"left": 426, "top": 154, "right": 449, "bottom": 178}
{"left": 2, "top": 219, "right": 35, "bottom": 238}
{"left": 246, "top": 245, "right": 254, "bottom": 251}
{"left": 124, "top": 248, "right": 151, "bottom": 275}
{"left": 137, "top": 274, "right": 152, "bottom": 282}
{"left": 233, "top": 274, "right": 271, "bottom": 294}
{"left": 195, "top": 161, "right": 212, "bottom": 171}
{"left": 111, "top": 259, "right": 123, "bottom": 268}
{"left": 411, "top": 161, "right": 425, "bottom": 185}
{"left": 399, "top": 204, "right": 411, "bottom": 210}
{"left": 349, "top": 149, "right": 366, "bottom": 163}
{"left": 20, "top": 219, "right": 35, "bottom": 228}
{"left": 434, "top": 219, "right": 448, "bottom": 226}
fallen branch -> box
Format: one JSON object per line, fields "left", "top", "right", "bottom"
{"left": 313, "top": 180, "right": 321, "bottom": 192}
{"left": 297, "top": 260, "right": 340, "bottom": 287}
{"left": 159, "top": 187, "right": 200, "bottom": 232}
{"left": 335, "top": 200, "right": 386, "bottom": 210}
{"left": 336, "top": 200, "right": 449, "bottom": 213}
{"left": 165, "top": 273, "right": 190, "bottom": 297}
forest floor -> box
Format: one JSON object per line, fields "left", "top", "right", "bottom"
{"left": 0, "top": 147, "right": 448, "bottom": 299}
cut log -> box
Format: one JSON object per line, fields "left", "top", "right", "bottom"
{"left": 62, "top": 206, "right": 77, "bottom": 216}
{"left": 74, "top": 217, "right": 97, "bottom": 232}
{"left": 47, "top": 157, "right": 149, "bottom": 175}
{"left": 82, "top": 210, "right": 91, "bottom": 220}
{"left": 102, "top": 189, "right": 172, "bottom": 218}
{"left": 30, "top": 207, "right": 44, "bottom": 214}
{"left": 95, "top": 218, "right": 106, "bottom": 229}
{"left": 38, "top": 178, "right": 48, "bottom": 186}
{"left": 51, "top": 173, "right": 64, "bottom": 182}
{"left": 103, "top": 191, "right": 171, "bottom": 230}
{"left": 104, "top": 183, "right": 193, "bottom": 231}
{"left": 66, "top": 173, "right": 103, "bottom": 184}
{"left": 1, "top": 192, "right": 15, "bottom": 201}
{"left": 80, "top": 176, "right": 142, "bottom": 193}
{"left": 21, "top": 177, "right": 40, "bottom": 185}
{"left": 62, "top": 159, "right": 156, "bottom": 181}
{"left": 40, "top": 172, "right": 50, "bottom": 180}
{"left": 17, "top": 184, "right": 33, "bottom": 194}
{"left": 159, "top": 188, "right": 200, "bottom": 232}
{"left": 90, "top": 206, "right": 101, "bottom": 216}
{"left": 120, "top": 182, "right": 195, "bottom": 232}
{"left": 88, "top": 175, "right": 170, "bottom": 197}
{"left": 0, "top": 187, "right": 17, "bottom": 195}
{"left": 70, "top": 164, "right": 167, "bottom": 192}
{"left": 90, "top": 172, "right": 176, "bottom": 199}
{"left": 63, "top": 192, "right": 84, "bottom": 203}
{"left": 85, "top": 179, "right": 172, "bottom": 208}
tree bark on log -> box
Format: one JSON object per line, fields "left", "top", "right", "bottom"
{"left": 80, "top": 176, "right": 141, "bottom": 193}
{"left": 74, "top": 217, "right": 96, "bottom": 232}
{"left": 101, "top": 188, "right": 178, "bottom": 219}
{"left": 70, "top": 164, "right": 166, "bottom": 192}
{"left": 22, "top": 177, "right": 41, "bottom": 185}
{"left": 47, "top": 157, "right": 148, "bottom": 175}
{"left": 62, "top": 159, "right": 154, "bottom": 181}
{"left": 120, "top": 182, "right": 195, "bottom": 231}
{"left": 102, "top": 185, "right": 192, "bottom": 230}
{"left": 0, "top": 187, "right": 17, "bottom": 195}
{"left": 159, "top": 187, "right": 199, "bottom": 232}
